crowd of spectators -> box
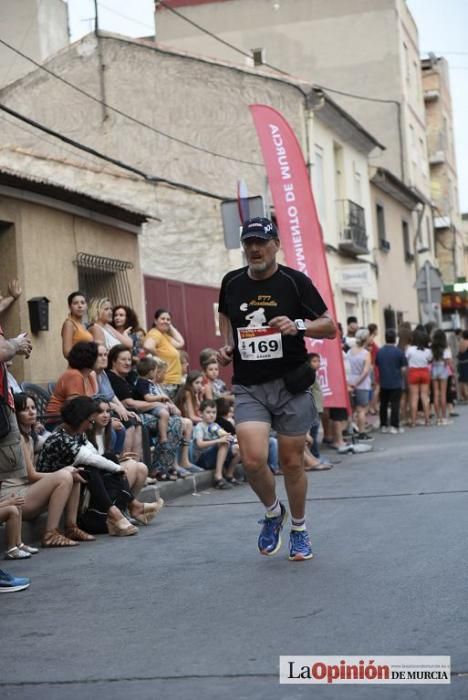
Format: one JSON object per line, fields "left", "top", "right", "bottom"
{"left": 322, "top": 316, "right": 467, "bottom": 457}
{"left": 1, "top": 283, "right": 467, "bottom": 592}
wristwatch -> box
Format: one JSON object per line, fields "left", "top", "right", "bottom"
{"left": 294, "top": 319, "right": 306, "bottom": 333}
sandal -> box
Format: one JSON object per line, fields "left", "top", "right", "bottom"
{"left": 5, "top": 546, "right": 31, "bottom": 560}
{"left": 64, "top": 526, "right": 96, "bottom": 542}
{"left": 213, "top": 478, "right": 233, "bottom": 490}
{"left": 19, "top": 542, "right": 39, "bottom": 555}
{"left": 132, "top": 499, "right": 165, "bottom": 526}
{"left": 106, "top": 516, "right": 138, "bottom": 537}
{"left": 305, "top": 462, "right": 333, "bottom": 471}
{"left": 154, "top": 468, "right": 177, "bottom": 481}
{"left": 225, "top": 477, "right": 243, "bottom": 486}
{"left": 42, "top": 529, "right": 79, "bottom": 548}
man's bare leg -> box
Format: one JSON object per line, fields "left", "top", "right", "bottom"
{"left": 236, "top": 422, "right": 275, "bottom": 507}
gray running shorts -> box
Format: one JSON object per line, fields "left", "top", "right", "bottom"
{"left": 233, "top": 378, "right": 318, "bottom": 437}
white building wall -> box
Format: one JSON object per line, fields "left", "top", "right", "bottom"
{"left": 310, "top": 117, "right": 378, "bottom": 326}
{"left": 0, "top": 0, "right": 69, "bottom": 89}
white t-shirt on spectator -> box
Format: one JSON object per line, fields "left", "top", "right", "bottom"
{"left": 406, "top": 346, "right": 432, "bottom": 368}
{"left": 443, "top": 348, "right": 452, "bottom": 360}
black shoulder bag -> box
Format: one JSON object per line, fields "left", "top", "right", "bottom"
{"left": 283, "top": 362, "right": 316, "bottom": 394}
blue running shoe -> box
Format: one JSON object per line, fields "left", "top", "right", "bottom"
{"left": 289, "top": 530, "right": 314, "bottom": 561}
{"left": 258, "top": 503, "right": 288, "bottom": 556}
{"left": 0, "top": 568, "right": 30, "bottom": 593}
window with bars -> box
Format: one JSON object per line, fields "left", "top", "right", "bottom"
{"left": 75, "top": 252, "right": 134, "bottom": 307}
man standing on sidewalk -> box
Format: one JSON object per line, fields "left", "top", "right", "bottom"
{"left": 217, "top": 217, "right": 336, "bottom": 561}
{"left": 376, "top": 329, "right": 407, "bottom": 434}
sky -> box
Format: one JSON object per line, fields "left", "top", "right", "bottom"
{"left": 67, "top": 0, "right": 468, "bottom": 212}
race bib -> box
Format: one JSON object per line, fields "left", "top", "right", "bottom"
{"left": 237, "top": 326, "right": 283, "bottom": 361}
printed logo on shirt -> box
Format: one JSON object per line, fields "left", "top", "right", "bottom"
{"left": 239, "top": 294, "right": 278, "bottom": 311}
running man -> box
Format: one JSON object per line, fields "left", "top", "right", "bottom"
{"left": 218, "top": 217, "right": 336, "bottom": 560}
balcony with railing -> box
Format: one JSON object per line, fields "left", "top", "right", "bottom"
{"left": 336, "top": 199, "right": 368, "bottom": 255}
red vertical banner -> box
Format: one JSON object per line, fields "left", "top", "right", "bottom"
{"left": 250, "top": 104, "right": 349, "bottom": 409}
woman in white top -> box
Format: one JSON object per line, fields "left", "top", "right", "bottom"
{"left": 88, "top": 298, "right": 133, "bottom": 351}
{"left": 430, "top": 329, "right": 453, "bottom": 425}
{"left": 406, "top": 328, "right": 432, "bottom": 427}
{"left": 346, "top": 328, "right": 372, "bottom": 439}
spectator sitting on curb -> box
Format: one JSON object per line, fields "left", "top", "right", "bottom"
{"left": 94, "top": 344, "right": 143, "bottom": 459}
{"left": 107, "top": 345, "right": 187, "bottom": 481}
{"left": 37, "top": 397, "right": 140, "bottom": 537}
{"left": 6, "top": 393, "right": 95, "bottom": 548}
{"left": 85, "top": 399, "right": 164, "bottom": 529}
{"left": 201, "top": 358, "right": 232, "bottom": 401}
{"left": 175, "top": 370, "right": 204, "bottom": 425}
{"left": 0, "top": 492, "right": 38, "bottom": 560}
{"left": 179, "top": 350, "right": 190, "bottom": 384}
{"left": 199, "top": 347, "right": 230, "bottom": 398}
{"left": 134, "top": 356, "right": 199, "bottom": 475}
{"left": 46, "top": 341, "right": 99, "bottom": 428}
{"left": 192, "top": 399, "right": 241, "bottom": 489}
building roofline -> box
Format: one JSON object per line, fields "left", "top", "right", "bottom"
{"left": 100, "top": 33, "right": 384, "bottom": 150}
{"left": 0, "top": 167, "right": 149, "bottom": 229}
{"left": 370, "top": 167, "right": 425, "bottom": 209}
{"left": 156, "top": 0, "right": 227, "bottom": 8}
{"left": 307, "top": 89, "right": 385, "bottom": 152}
{"left": 0, "top": 30, "right": 384, "bottom": 160}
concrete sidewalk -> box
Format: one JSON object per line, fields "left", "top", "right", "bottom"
{"left": 1, "top": 409, "right": 467, "bottom": 700}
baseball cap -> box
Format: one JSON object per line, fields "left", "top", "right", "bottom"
{"left": 241, "top": 217, "right": 278, "bottom": 241}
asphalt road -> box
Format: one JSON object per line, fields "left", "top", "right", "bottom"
{"left": 1, "top": 409, "right": 467, "bottom": 700}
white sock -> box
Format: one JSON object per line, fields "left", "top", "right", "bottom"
{"left": 291, "top": 517, "right": 306, "bottom": 532}
{"left": 266, "top": 499, "right": 281, "bottom": 518}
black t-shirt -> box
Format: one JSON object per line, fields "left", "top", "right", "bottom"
{"left": 106, "top": 371, "right": 136, "bottom": 402}
{"left": 218, "top": 264, "right": 327, "bottom": 385}
{"left": 216, "top": 416, "right": 236, "bottom": 435}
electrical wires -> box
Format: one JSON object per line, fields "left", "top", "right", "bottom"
{"left": 0, "top": 36, "right": 262, "bottom": 167}
{"left": 0, "top": 102, "right": 228, "bottom": 200}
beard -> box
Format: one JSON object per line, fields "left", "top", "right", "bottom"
{"left": 248, "top": 260, "right": 268, "bottom": 272}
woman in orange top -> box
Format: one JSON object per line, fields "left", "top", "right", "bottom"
{"left": 47, "top": 342, "right": 99, "bottom": 426}
{"left": 143, "top": 308, "right": 184, "bottom": 398}
{"left": 61, "top": 291, "right": 93, "bottom": 359}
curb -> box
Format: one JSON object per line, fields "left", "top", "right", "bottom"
{"left": 0, "top": 471, "right": 215, "bottom": 550}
